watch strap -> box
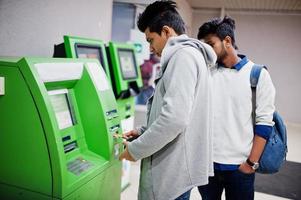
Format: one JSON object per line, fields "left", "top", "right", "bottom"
{"left": 246, "top": 158, "right": 255, "bottom": 167}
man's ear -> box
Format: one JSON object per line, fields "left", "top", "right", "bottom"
{"left": 162, "top": 25, "right": 176, "bottom": 37}
{"left": 224, "top": 36, "right": 232, "bottom": 48}
{"left": 161, "top": 26, "right": 169, "bottom": 36}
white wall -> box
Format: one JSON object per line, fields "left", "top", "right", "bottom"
{"left": 112, "top": 2, "right": 136, "bottom": 42}
{"left": 176, "top": 0, "right": 193, "bottom": 36}
{"left": 0, "top": 0, "right": 113, "bottom": 57}
{"left": 114, "top": 0, "right": 193, "bottom": 36}
{"left": 192, "top": 10, "right": 301, "bottom": 123}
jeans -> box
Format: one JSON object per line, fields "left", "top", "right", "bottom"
{"left": 174, "top": 189, "right": 191, "bottom": 200}
{"left": 198, "top": 169, "right": 255, "bottom": 200}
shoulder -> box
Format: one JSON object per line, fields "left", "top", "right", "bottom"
{"left": 246, "top": 61, "right": 272, "bottom": 81}
{"left": 171, "top": 46, "right": 206, "bottom": 65}
{"left": 163, "top": 47, "right": 203, "bottom": 79}
{"left": 256, "top": 64, "right": 272, "bottom": 81}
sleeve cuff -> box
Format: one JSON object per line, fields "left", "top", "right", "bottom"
{"left": 255, "top": 125, "right": 273, "bottom": 140}
{"left": 136, "top": 126, "right": 147, "bottom": 135}
{"left": 127, "top": 142, "right": 142, "bottom": 161}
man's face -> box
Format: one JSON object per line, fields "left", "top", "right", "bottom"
{"left": 145, "top": 27, "right": 168, "bottom": 57}
{"left": 204, "top": 34, "right": 228, "bottom": 63}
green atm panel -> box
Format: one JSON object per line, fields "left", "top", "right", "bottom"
{"left": 0, "top": 57, "right": 122, "bottom": 199}
{"left": 106, "top": 42, "right": 143, "bottom": 189}
{"left": 54, "top": 35, "right": 112, "bottom": 86}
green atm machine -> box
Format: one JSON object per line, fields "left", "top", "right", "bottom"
{"left": 54, "top": 36, "right": 143, "bottom": 189}
{"left": 105, "top": 41, "right": 143, "bottom": 120}
{"left": 0, "top": 57, "right": 123, "bottom": 199}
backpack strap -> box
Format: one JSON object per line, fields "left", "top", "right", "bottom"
{"left": 250, "top": 64, "right": 267, "bottom": 125}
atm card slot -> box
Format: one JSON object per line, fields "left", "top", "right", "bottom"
{"left": 62, "top": 135, "right": 71, "bottom": 142}
{"left": 64, "top": 141, "right": 78, "bottom": 153}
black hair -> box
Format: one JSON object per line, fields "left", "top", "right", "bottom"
{"left": 197, "top": 16, "right": 238, "bottom": 49}
{"left": 137, "top": 0, "right": 185, "bottom": 35}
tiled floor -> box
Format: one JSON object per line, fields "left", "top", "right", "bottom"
{"left": 121, "top": 112, "right": 300, "bottom": 200}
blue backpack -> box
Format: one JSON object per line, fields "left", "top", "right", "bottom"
{"left": 250, "top": 64, "right": 288, "bottom": 174}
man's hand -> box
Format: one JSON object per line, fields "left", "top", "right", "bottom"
{"left": 239, "top": 162, "right": 255, "bottom": 174}
{"left": 122, "top": 129, "right": 139, "bottom": 141}
{"left": 119, "top": 141, "right": 136, "bottom": 161}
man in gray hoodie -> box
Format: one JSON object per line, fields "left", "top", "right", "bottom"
{"left": 119, "top": 1, "right": 216, "bottom": 199}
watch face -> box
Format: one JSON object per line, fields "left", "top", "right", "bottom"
{"left": 252, "top": 163, "right": 259, "bottom": 170}
{"left": 247, "top": 158, "right": 259, "bottom": 170}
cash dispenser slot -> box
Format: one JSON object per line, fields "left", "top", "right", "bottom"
{"left": 64, "top": 141, "right": 78, "bottom": 153}
{"left": 109, "top": 124, "right": 120, "bottom": 133}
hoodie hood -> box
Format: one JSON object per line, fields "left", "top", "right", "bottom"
{"left": 159, "top": 34, "right": 217, "bottom": 77}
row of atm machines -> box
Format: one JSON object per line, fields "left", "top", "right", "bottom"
{"left": 0, "top": 36, "right": 143, "bottom": 199}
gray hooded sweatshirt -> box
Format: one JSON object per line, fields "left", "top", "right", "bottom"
{"left": 128, "top": 34, "right": 216, "bottom": 200}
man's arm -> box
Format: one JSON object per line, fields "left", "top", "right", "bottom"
{"left": 240, "top": 135, "right": 267, "bottom": 173}
{"left": 240, "top": 68, "right": 275, "bottom": 173}
{"left": 126, "top": 50, "right": 200, "bottom": 161}
{"left": 119, "top": 141, "right": 135, "bottom": 161}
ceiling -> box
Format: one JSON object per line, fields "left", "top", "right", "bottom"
{"left": 114, "top": 0, "right": 301, "bottom": 13}
{"left": 187, "top": 0, "right": 301, "bottom": 12}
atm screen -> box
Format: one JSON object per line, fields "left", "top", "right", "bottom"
{"left": 118, "top": 49, "right": 138, "bottom": 80}
{"left": 75, "top": 44, "right": 106, "bottom": 72}
{"left": 49, "top": 90, "right": 75, "bottom": 130}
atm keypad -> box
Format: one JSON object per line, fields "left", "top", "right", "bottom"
{"left": 67, "top": 157, "right": 93, "bottom": 176}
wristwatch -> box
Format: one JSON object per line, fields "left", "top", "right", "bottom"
{"left": 246, "top": 158, "right": 259, "bottom": 170}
